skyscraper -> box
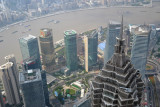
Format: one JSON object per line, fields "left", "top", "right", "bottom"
{"left": 131, "top": 25, "right": 150, "bottom": 80}
{"left": 64, "top": 30, "right": 78, "bottom": 72}
{"left": 19, "top": 69, "right": 45, "bottom": 107}
{"left": 42, "top": 0, "right": 44, "bottom": 4}
{"left": 41, "top": 70, "right": 50, "bottom": 106}
{"left": 104, "top": 21, "right": 121, "bottom": 65}
{"left": 0, "top": 89, "right": 5, "bottom": 107}
{"left": 39, "top": 28, "right": 55, "bottom": 72}
{"left": 19, "top": 34, "right": 41, "bottom": 70}
{"left": 84, "top": 31, "right": 98, "bottom": 72}
{"left": 0, "top": 62, "right": 21, "bottom": 105}
{"left": 91, "top": 17, "right": 144, "bottom": 107}
{"left": 5, "top": 54, "right": 19, "bottom": 83}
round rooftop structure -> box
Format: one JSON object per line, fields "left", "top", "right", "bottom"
{"left": 64, "top": 30, "right": 77, "bottom": 36}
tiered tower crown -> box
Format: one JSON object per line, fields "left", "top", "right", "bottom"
{"left": 91, "top": 16, "right": 144, "bottom": 107}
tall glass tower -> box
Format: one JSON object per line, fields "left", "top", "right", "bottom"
{"left": 39, "top": 28, "right": 55, "bottom": 72}
{"left": 19, "top": 35, "right": 41, "bottom": 70}
{"left": 84, "top": 31, "right": 98, "bottom": 72}
{"left": 104, "top": 21, "right": 121, "bottom": 64}
{"left": 131, "top": 25, "right": 150, "bottom": 80}
{"left": 64, "top": 30, "right": 77, "bottom": 72}
{"left": 19, "top": 69, "right": 45, "bottom": 107}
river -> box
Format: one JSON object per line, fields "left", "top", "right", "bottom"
{"left": 0, "top": 2, "right": 160, "bottom": 65}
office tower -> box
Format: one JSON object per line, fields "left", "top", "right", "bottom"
{"left": 84, "top": 31, "right": 98, "bottom": 72}
{"left": 41, "top": 70, "right": 50, "bottom": 106}
{"left": 19, "top": 34, "right": 41, "bottom": 70}
{"left": 156, "top": 28, "right": 160, "bottom": 37}
{"left": 104, "top": 21, "right": 121, "bottom": 65}
{"left": 77, "top": 35, "right": 84, "bottom": 56}
{"left": 91, "top": 17, "right": 144, "bottom": 107}
{"left": 22, "top": 60, "right": 37, "bottom": 70}
{"left": 42, "top": 0, "right": 44, "bottom": 4}
{"left": 64, "top": 30, "right": 78, "bottom": 72}
{"left": 0, "top": 62, "right": 21, "bottom": 105}
{"left": 39, "top": 28, "right": 55, "bottom": 72}
{"left": 131, "top": 25, "right": 150, "bottom": 80}
{"left": 0, "top": 89, "right": 5, "bottom": 107}
{"left": 19, "top": 69, "right": 45, "bottom": 107}
{"left": 149, "top": 24, "right": 156, "bottom": 39}
{"left": 101, "top": 0, "right": 107, "bottom": 5}
{"left": 5, "top": 54, "right": 19, "bottom": 83}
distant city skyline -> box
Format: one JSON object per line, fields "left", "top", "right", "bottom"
{"left": 0, "top": 2, "right": 160, "bottom": 64}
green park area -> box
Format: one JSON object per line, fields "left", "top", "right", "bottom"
{"left": 66, "top": 89, "right": 76, "bottom": 95}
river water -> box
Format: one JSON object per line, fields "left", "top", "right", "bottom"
{"left": 0, "top": 2, "right": 160, "bottom": 65}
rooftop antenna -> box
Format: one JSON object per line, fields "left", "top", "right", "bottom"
{"left": 120, "top": 15, "right": 123, "bottom": 40}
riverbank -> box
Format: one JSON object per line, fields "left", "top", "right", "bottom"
{"left": 0, "top": 2, "right": 160, "bottom": 65}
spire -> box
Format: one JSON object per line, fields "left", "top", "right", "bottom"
{"left": 120, "top": 15, "right": 123, "bottom": 40}
{"left": 109, "top": 16, "right": 126, "bottom": 67}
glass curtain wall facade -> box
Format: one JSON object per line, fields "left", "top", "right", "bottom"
{"left": 19, "top": 35, "right": 41, "bottom": 70}
{"left": 64, "top": 30, "right": 77, "bottom": 72}
{"left": 104, "top": 21, "right": 121, "bottom": 65}
{"left": 39, "top": 28, "right": 55, "bottom": 72}
{"left": 84, "top": 31, "right": 98, "bottom": 72}
{"left": 19, "top": 69, "right": 45, "bottom": 107}
{"left": 131, "top": 25, "right": 150, "bottom": 80}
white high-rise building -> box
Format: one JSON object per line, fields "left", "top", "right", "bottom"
{"left": 0, "top": 62, "right": 21, "bottom": 105}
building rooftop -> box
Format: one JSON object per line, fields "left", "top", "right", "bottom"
{"left": 156, "top": 28, "right": 160, "bottom": 31}
{"left": 64, "top": 30, "right": 76, "bottom": 36}
{"left": 19, "top": 34, "right": 36, "bottom": 41}
{"left": 46, "top": 73, "right": 56, "bottom": 85}
{"left": 4, "top": 54, "right": 15, "bottom": 60}
{"left": 19, "top": 69, "right": 41, "bottom": 84}
{"left": 0, "top": 62, "right": 13, "bottom": 70}
{"left": 87, "top": 30, "right": 98, "bottom": 38}
{"left": 134, "top": 25, "right": 150, "bottom": 35}
{"left": 109, "top": 21, "right": 120, "bottom": 25}
{"left": 40, "top": 28, "right": 52, "bottom": 37}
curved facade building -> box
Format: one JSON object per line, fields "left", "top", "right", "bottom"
{"left": 131, "top": 25, "right": 150, "bottom": 80}
{"left": 64, "top": 30, "right": 77, "bottom": 72}
{"left": 39, "top": 28, "right": 55, "bottom": 72}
